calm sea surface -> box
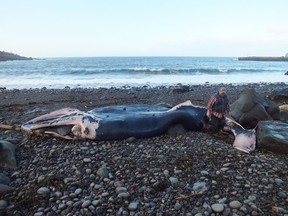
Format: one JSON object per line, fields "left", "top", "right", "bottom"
{"left": 0, "top": 57, "right": 287, "bottom": 89}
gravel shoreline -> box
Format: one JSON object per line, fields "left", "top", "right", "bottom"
{"left": 0, "top": 83, "right": 287, "bottom": 215}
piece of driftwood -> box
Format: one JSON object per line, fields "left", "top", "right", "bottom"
{"left": 0, "top": 124, "right": 22, "bottom": 131}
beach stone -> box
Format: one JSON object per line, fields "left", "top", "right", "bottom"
{"left": 222, "top": 207, "right": 231, "bottom": 216}
{"left": 114, "top": 181, "right": 124, "bottom": 187}
{"left": 278, "top": 191, "right": 287, "bottom": 198}
{"left": 94, "top": 184, "right": 102, "bottom": 189}
{"left": 37, "top": 187, "right": 50, "bottom": 196}
{"left": 0, "top": 173, "right": 10, "bottom": 185}
{"left": 37, "top": 175, "right": 45, "bottom": 183}
{"left": 170, "top": 84, "right": 190, "bottom": 93}
{"left": 0, "top": 183, "right": 15, "bottom": 195}
{"left": 117, "top": 192, "right": 130, "bottom": 198}
{"left": 116, "top": 187, "right": 127, "bottom": 194}
{"left": 248, "top": 195, "right": 256, "bottom": 201}
{"left": 0, "top": 140, "right": 17, "bottom": 169}
{"left": 268, "top": 87, "right": 288, "bottom": 101}
{"left": 83, "top": 158, "right": 91, "bottom": 163}
{"left": 97, "top": 167, "right": 109, "bottom": 178}
{"left": 279, "top": 109, "right": 288, "bottom": 123}
{"left": 200, "top": 170, "right": 209, "bottom": 175}
{"left": 85, "top": 168, "right": 92, "bottom": 174}
{"left": 257, "top": 121, "right": 288, "bottom": 154}
{"left": 231, "top": 88, "right": 280, "bottom": 128}
{"left": 81, "top": 200, "right": 91, "bottom": 208}
{"left": 193, "top": 181, "right": 208, "bottom": 193}
{"left": 274, "top": 178, "right": 284, "bottom": 185}
{"left": 64, "top": 177, "right": 75, "bottom": 184}
{"left": 58, "top": 203, "right": 66, "bottom": 210}
{"left": 211, "top": 203, "right": 224, "bottom": 212}
{"left": 101, "top": 192, "right": 109, "bottom": 197}
{"left": 163, "top": 170, "right": 169, "bottom": 176}
{"left": 0, "top": 200, "right": 8, "bottom": 209}
{"left": 229, "top": 200, "right": 242, "bottom": 209}
{"left": 92, "top": 199, "right": 101, "bottom": 206}
{"left": 75, "top": 188, "right": 82, "bottom": 195}
{"left": 128, "top": 201, "right": 138, "bottom": 211}
{"left": 73, "top": 200, "right": 83, "bottom": 208}
{"left": 174, "top": 201, "right": 181, "bottom": 210}
{"left": 169, "top": 177, "right": 178, "bottom": 184}
{"left": 221, "top": 167, "right": 229, "bottom": 172}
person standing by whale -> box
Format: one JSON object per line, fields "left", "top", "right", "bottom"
{"left": 206, "top": 87, "right": 230, "bottom": 132}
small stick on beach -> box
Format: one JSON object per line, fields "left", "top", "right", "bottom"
{"left": 0, "top": 124, "right": 22, "bottom": 131}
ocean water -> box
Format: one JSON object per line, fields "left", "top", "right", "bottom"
{"left": 0, "top": 57, "right": 287, "bottom": 89}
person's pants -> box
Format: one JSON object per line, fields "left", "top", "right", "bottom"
{"left": 210, "top": 115, "right": 226, "bottom": 132}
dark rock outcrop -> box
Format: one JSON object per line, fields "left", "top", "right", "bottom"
{"left": 238, "top": 56, "right": 288, "bottom": 62}
{"left": 231, "top": 88, "right": 280, "bottom": 128}
{"left": 257, "top": 121, "right": 288, "bottom": 154}
{"left": 279, "top": 105, "right": 288, "bottom": 123}
{"left": 169, "top": 84, "right": 190, "bottom": 94}
{"left": 268, "top": 87, "right": 288, "bottom": 102}
{"left": 0, "top": 51, "right": 33, "bottom": 62}
{"left": 280, "top": 110, "right": 288, "bottom": 123}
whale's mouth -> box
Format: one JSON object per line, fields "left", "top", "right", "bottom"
{"left": 29, "top": 125, "right": 75, "bottom": 139}
{"left": 225, "top": 118, "right": 256, "bottom": 153}
{"left": 232, "top": 131, "right": 256, "bottom": 153}
{"left": 21, "top": 108, "right": 101, "bottom": 140}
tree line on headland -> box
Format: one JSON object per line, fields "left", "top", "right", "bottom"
{"left": 238, "top": 53, "right": 288, "bottom": 62}
{"left": 0, "top": 51, "right": 33, "bottom": 62}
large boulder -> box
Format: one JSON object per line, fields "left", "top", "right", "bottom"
{"left": 257, "top": 121, "right": 288, "bottom": 154}
{"left": 231, "top": 88, "right": 280, "bottom": 128}
{"left": 0, "top": 140, "right": 17, "bottom": 169}
{"left": 268, "top": 87, "right": 288, "bottom": 102}
{"left": 279, "top": 105, "right": 288, "bottom": 123}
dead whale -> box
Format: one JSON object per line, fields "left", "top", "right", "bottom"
{"left": 21, "top": 101, "right": 256, "bottom": 153}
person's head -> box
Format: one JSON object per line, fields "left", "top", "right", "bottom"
{"left": 219, "top": 87, "right": 226, "bottom": 97}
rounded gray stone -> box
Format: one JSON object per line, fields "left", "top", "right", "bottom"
{"left": 97, "top": 167, "right": 109, "bottom": 178}
{"left": 58, "top": 203, "right": 66, "bottom": 210}
{"left": 0, "top": 200, "right": 8, "bottom": 210}
{"left": 75, "top": 188, "right": 82, "bottom": 195}
{"left": 82, "top": 200, "right": 91, "bottom": 208}
{"left": 0, "top": 173, "right": 10, "bottom": 185}
{"left": 116, "top": 187, "right": 127, "bottom": 194}
{"left": 83, "top": 158, "right": 91, "bottom": 163}
{"left": 37, "top": 187, "right": 50, "bottom": 196}
{"left": 118, "top": 192, "right": 130, "bottom": 198}
{"left": 169, "top": 177, "right": 178, "bottom": 184}
{"left": 211, "top": 203, "right": 224, "bottom": 212}
{"left": 128, "top": 201, "right": 138, "bottom": 211}
{"left": 229, "top": 200, "right": 242, "bottom": 209}
{"left": 174, "top": 201, "right": 181, "bottom": 210}
{"left": 274, "top": 178, "right": 284, "bottom": 185}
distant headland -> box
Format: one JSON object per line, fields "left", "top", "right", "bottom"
{"left": 238, "top": 53, "right": 288, "bottom": 62}
{"left": 0, "top": 51, "right": 33, "bottom": 62}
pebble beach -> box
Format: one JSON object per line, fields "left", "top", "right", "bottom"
{"left": 0, "top": 83, "right": 287, "bottom": 216}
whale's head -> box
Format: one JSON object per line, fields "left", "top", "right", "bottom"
{"left": 21, "top": 108, "right": 101, "bottom": 140}
{"left": 225, "top": 118, "right": 256, "bottom": 153}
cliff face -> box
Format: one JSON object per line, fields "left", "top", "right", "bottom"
{"left": 238, "top": 56, "right": 288, "bottom": 62}
{"left": 0, "top": 51, "right": 33, "bottom": 62}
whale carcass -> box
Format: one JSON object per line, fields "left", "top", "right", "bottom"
{"left": 21, "top": 101, "right": 256, "bottom": 153}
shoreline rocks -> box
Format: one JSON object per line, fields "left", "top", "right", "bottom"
{"left": 0, "top": 84, "right": 287, "bottom": 215}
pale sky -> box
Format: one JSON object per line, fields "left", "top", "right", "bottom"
{"left": 1, "top": 0, "right": 288, "bottom": 58}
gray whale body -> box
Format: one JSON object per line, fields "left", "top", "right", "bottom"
{"left": 21, "top": 101, "right": 256, "bottom": 153}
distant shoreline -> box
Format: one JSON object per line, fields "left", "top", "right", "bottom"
{"left": 238, "top": 56, "right": 288, "bottom": 62}
{"left": 0, "top": 51, "right": 33, "bottom": 62}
